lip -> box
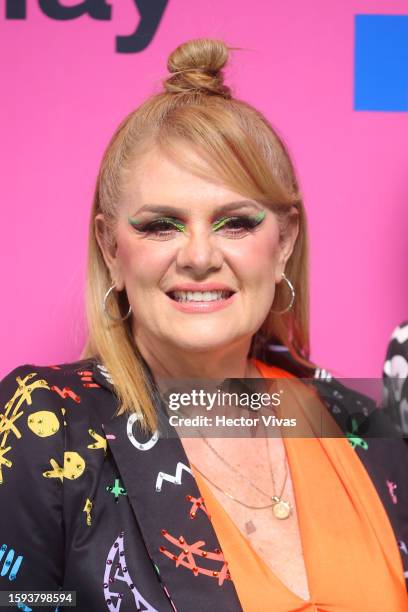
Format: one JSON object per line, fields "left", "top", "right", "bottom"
{"left": 166, "top": 283, "right": 236, "bottom": 293}
{"left": 165, "top": 291, "right": 236, "bottom": 314}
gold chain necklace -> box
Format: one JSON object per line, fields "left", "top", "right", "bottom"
{"left": 192, "top": 434, "right": 292, "bottom": 520}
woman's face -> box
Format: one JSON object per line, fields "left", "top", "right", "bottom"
{"left": 95, "top": 146, "right": 298, "bottom": 355}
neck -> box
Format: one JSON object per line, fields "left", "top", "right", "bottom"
{"left": 134, "top": 333, "right": 261, "bottom": 385}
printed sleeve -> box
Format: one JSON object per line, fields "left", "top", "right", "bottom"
{"left": 0, "top": 364, "right": 65, "bottom": 605}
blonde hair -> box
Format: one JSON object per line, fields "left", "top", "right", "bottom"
{"left": 81, "top": 37, "right": 314, "bottom": 433}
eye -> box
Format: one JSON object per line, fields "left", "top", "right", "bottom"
{"left": 131, "top": 218, "right": 184, "bottom": 240}
{"left": 214, "top": 216, "right": 263, "bottom": 237}
{"left": 129, "top": 212, "right": 265, "bottom": 240}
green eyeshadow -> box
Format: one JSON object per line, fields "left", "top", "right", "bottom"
{"left": 249, "top": 210, "right": 266, "bottom": 224}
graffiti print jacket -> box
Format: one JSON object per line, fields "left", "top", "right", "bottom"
{"left": 0, "top": 351, "right": 407, "bottom": 612}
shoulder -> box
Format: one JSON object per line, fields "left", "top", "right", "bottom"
{"left": 1, "top": 356, "right": 114, "bottom": 395}
{"left": 259, "top": 341, "right": 407, "bottom": 442}
{"left": 0, "top": 358, "right": 96, "bottom": 437}
{"left": 0, "top": 358, "right": 118, "bottom": 490}
{"left": 1, "top": 359, "right": 91, "bottom": 413}
{"left": 0, "top": 358, "right": 118, "bottom": 436}
{"left": 1, "top": 357, "right": 97, "bottom": 385}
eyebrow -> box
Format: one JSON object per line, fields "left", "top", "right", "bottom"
{"left": 131, "top": 200, "right": 261, "bottom": 217}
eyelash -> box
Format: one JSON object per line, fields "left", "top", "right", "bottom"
{"left": 132, "top": 216, "right": 262, "bottom": 239}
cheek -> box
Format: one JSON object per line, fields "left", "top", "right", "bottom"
{"left": 227, "top": 231, "right": 280, "bottom": 275}
{"left": 116, "top": 238, "right": 138, "bottom": 276}
{"left": 116, "top": 236, "right": 173, "bottom": 285}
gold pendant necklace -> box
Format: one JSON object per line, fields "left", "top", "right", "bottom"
{"left": 195, "top": 434, "right": 292, "bottom": 520}
{"left": 271, "top": 496, "right": 291, "bottom": 519}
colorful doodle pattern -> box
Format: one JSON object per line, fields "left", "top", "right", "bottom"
{"left": 83, "top": 498, "right": 93, "bottom": 526}
{"left": 103, "top": 532, "right": 159, "bottom": 612}
{"left": 0, "top": 543, "right": 23, "bottom": 580}
{"left": 27, "top": 410, "right": 60, "bottom": 437}
{"left": 155, "top": 462, "right": 192, "bottom": 492}
{"left": 106, "top": 478, "right": 127, "bottom": 502}
{"left": 159, "top": 530, "right": 230, "bottom": 586}
{"left": 0, "top": 372, "right": 49, "bottom": 484}
{"left": 127, "top": 413, "right": 159, "bottom": 451}
{"left": 43, "top": 451, "right": 85, "bottom": 481}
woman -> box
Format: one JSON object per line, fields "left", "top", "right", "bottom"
{"left": 0, "top": 38, "right": 407, "bottom": 611}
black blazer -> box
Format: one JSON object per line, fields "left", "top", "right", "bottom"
{"left": 0, "top": 352, "right": 407, "bottom": 611}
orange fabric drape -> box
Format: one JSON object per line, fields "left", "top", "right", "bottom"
{"left": 190, "top": 358, "right": 407, "bottom": 611}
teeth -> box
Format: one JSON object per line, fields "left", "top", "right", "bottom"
{"left": 172, "top": 290, "right": 231, "bottom": 302}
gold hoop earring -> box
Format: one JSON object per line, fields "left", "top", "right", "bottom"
{"left": 103, "top": 283, "right": 132, "bottom": 321}
{"left": 271, "top": 273, "right": 295, "bottom": 314}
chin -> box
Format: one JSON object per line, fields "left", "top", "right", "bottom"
{"left": 167, "top": 333, "right": 235, "bottom": 354}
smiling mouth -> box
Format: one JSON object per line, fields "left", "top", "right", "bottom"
{"left": 167, "top": 290, "right": 235, "bottom": 303}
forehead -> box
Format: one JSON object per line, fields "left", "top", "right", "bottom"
{"left": 122, "top": 146, "right": 249, "bottom": 214}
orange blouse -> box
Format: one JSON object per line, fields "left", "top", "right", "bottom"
{"left": 191, "top": 358, "right": 407, "bottom": 611}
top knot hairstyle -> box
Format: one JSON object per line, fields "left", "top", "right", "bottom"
{"left": 164, "top": 38, "right": 232, "bottom": 98}
{"left": 82, "top": 37, "right": 313, "bottom": 433}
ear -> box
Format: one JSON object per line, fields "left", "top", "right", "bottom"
{"left": 94, "top": 213, "right": 125, "bottom": 291}
{"left": 274, "top": 208, "right": 299, "bottom": 284}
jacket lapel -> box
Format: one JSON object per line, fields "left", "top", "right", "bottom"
{"left": 92, "top": 361, "right": 243, "bottom": 612}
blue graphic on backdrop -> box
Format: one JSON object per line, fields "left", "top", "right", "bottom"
{"left": 354, "top": 15, "right": 408, "bottom": 111}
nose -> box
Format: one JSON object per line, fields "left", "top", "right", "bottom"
{"left": 175, "top": 225, "right": 223, "bottom": 275}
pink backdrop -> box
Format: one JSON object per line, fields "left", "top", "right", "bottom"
{"left": 2, "top": 0, "right": 408, "bottom": 379}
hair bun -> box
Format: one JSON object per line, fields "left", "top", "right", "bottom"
{"left": 164, "top": 38, "right": 232, "bottom": 98}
